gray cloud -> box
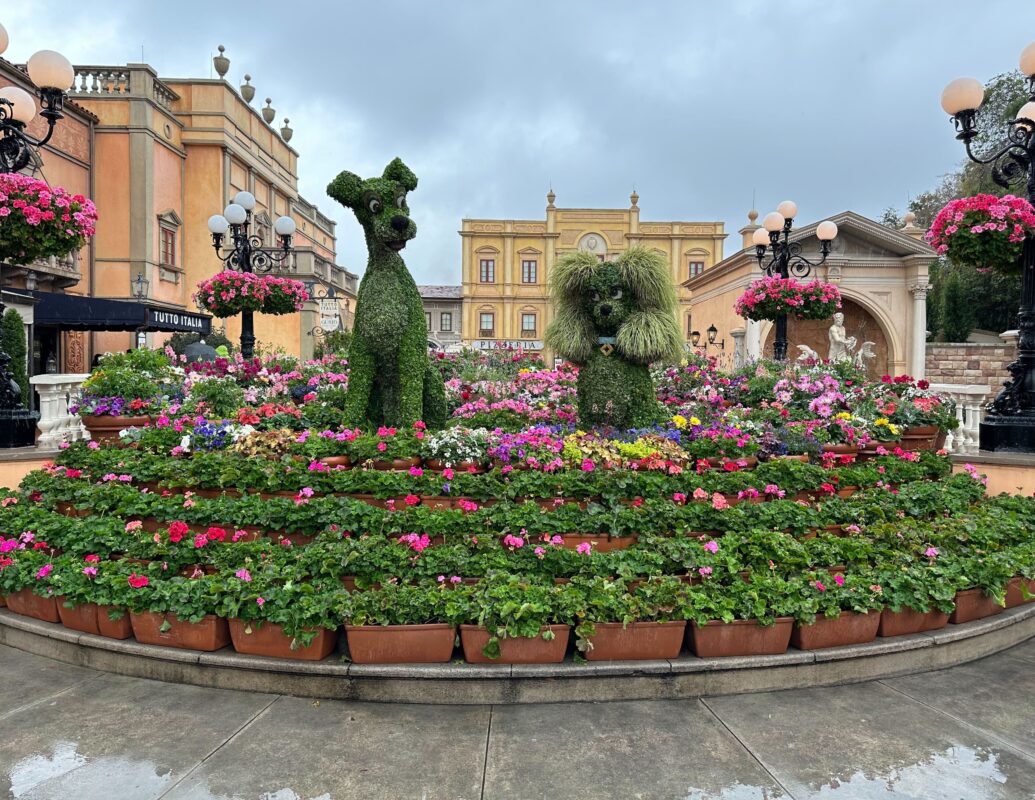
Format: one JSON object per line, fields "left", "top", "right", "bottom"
{"left": 8, "top": 0, "right": 1034, "bottom": 282}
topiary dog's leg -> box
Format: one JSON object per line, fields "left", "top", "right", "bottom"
{"left": 422, "top": 360, "right": 447, "bottom": 429}
{"left": 396, "top": 325, "right": 427, "bottom": 426}
{"left": 344, "top": 335, "right": 376, "bottom": 426}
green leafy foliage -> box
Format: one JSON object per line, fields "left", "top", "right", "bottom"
{"left": 2, "top": 308, "right": 29, "bottom": 403}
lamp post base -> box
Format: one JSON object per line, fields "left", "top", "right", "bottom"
{"left": 0, "top": 408, "right": 39, "bottom": 449}
{"left": 979, "top": 414, "right": 1035, "bottom": 454}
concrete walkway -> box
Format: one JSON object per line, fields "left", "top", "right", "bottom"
{"left": 2, "top": 640, "right": 1035, "bottom": 799}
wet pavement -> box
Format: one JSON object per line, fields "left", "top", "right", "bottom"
{"left": 2, "top": 638, "right": 1035, "bottom": 799}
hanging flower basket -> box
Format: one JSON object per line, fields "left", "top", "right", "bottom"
{"left": 926, "top": 194, "right": 1035, "bottom": 273}
{"left": 734, "top": 276, "right": 841, "bottom": 322}
{"left": 0, "top": 174, "right": 98, "bottom": 266}
{"left": 193, "top": 271, "right": 309, "bottom": 318}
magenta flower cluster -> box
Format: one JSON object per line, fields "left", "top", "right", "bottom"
{"left": 926, "top": 194, "right": 1035, "bottom": 271}
{"left": 193, "top": 270, "right": 310, "bottom": 318}
{"left": 0, "top": 173, "right": 98, "bottom": 266}
{"left": 734, "top": 276, "right": 841, "bottom": 322}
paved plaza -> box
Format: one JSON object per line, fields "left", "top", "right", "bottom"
{"left": 2, "top": 640, "right": 1035, "bottom": 799}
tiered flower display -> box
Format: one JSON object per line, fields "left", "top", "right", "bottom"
{"left": 0, "top": 174, "right": 98, "bottom": 266}
{"left": 926, "top": 194, "right": 1035, "bottom": 272}
{"left": 193, "top": 271, "right": 309, "bottom": 318}
{"left": 735, "top": 276, "right": 842, "bottom": 322}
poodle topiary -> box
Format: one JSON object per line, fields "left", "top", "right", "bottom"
{"left": 545, "top": 246, "right": 682, "bottom": 429}
{"left": 327, "top": 158, "right": 446, "bottom": 429}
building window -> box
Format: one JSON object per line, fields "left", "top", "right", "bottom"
{"left": 479, "top": 312, "right": 495, "bottom": 338}
{"left": 440, "top": 312, "right": 452, "bottom": 332}
{"left": 160, "top": 228, "right": 176, "bottom": 266}
{"left": 479, "top": 259, "right": 495, "bottom": 283}
{"left": 521, "top": 259, "right": 537, "bottom": 283}
{"left": 521, "top": 313, "right": 537, "bottom": 338}
{"left": 425, "top": 312, "right": 432, "bottom": 331}
{"left": 688, "top": 260, "right": 705, "bottom": 279}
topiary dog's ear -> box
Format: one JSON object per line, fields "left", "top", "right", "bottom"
{"left": 327, "top": 170, "right": 364, "bottom": 209}
{"left": 383, "top": 157, "right": 418, "bottom": 191}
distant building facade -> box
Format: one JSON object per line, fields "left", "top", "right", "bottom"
{"left": 460, "top": 191, "right": 726, "bottom": 355}
{"left": 418, "top": 285, "right": 462, "bottom": 351}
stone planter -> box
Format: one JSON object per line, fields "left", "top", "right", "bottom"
{"left": 584, "top": 621, "right": 686, "bottom": 661}
{"left": 229, "top": 619, "right": 337, "bottom": 661}
{"left": 130, "top": 612, "right": 230, "bottom": 651}
{"left": 949, "top": 588, "right": 1004, "bottom": 624}
{"left": 877, "top": 607, "right": 950, "bottom": 637}
{"left": 80, "top": 414, "right": 150, "bottom": 444}
{"left": 460, "top": 624, "right": 570, "bottom": 664}
{"left": 688, "top": 618, "right": 793, "bottom": 658}
{"left": 791, "top": 611, "right": 880, "bottom": 650}
{"left": 346, "top": 624, "right": 457, "bottom": 664}
{"left": 5, "top": 588, "right": 60, "bottom": 623}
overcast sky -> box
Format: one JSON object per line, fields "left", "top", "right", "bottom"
{"left": 7, "top": 1, "right": 1035, "bottom": 282}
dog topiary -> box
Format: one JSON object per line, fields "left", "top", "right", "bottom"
{"left": 545, "top": 247, "right": 682, "bottom": 429}
{"left": 327, "top": 158, "right": 446, "bottom": 429}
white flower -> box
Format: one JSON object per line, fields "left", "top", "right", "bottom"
{"left": 179, "top": 434, "right": 192, "bottom": 452}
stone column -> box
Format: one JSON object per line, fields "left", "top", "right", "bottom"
{"left": 730, "top": 328, "right": 746, "bottom": 369}
{"left": 745, "top": 319, "right": 763, "bottom": 362}
{"left": 909, "top": 283, "right": 929, "bottom": 379}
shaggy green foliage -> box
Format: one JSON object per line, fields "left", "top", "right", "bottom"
{"left": 545, "top": 247, "right": 679, "bottom": 428}
{"left": 2, "top": 308, "right": 29, "bottom": 403}
{"left": 327, "top": 159, "right": 446, "bottom": 429}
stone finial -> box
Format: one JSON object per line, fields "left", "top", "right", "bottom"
{"left": 748, "top": 209, "right": 758, "bottom": 224}
{"left": 213, "top": 45, "right": 230, "bottom": 78}
{"left": 903, "top": 211, "right": 916, "bottom": 226}
{"left": 630, "top": 190, "right": 639, "bottom": 209}
{"left": 546, "top": 189, "right": 556, "bottom": 209}
{"left": 280, "top": 118, "right": 293, "bottom": 142}
{"left": 240, "top": 74, "right": 255, "bottom": 103}
{"left": 262, "top": 98, "right": 275, "bottom": 124}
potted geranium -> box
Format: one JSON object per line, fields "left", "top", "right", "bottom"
{"left": 734, "top": 276, "right": 841, "bottom": 322}
{"left": 344, "top": 582, "right": 460, "bottom": 664}
{"left": 422, "top": 426, "right": 490, "bottom": 471}
{"left": 926, "top": 194, "right": 1035, "bottom": 272}
{"left": 351, "top": 424, "right": 424, "bottom": 469}
{"left": 72, "top": 349, "right": 176, "bottom": 442}
{"left": 682, "top": 575, "right": 798, "bottom": 657}
{"left": 790, "top": 573, "right": 884, "bottom": 650}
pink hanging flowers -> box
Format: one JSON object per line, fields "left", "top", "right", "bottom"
{"left": 734, "top": 276, "right": 841, "bottom": 322}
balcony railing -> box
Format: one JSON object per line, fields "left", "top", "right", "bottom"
{"left": 929, "top": 383, "right": 991, "bottom": 455}
{"left": 479, "top": 329, "right": 495, "bottom": 338}
{"left": 69, "top": 65, "right": 180, "bottom": 111}
{"left": 520, "top": 330, "right": 537, "bottom": 338}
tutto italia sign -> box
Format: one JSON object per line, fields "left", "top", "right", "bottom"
{"left": 475, "top": 339, "right": 543, "bottom": 351}
{"left": 146, "top": 308, "right": 210, "bottom": 333}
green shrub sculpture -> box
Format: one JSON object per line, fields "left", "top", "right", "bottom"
{"left": 545, "top": 247, "right": 682, "bottom": 428}
{"left": 327, "top": 158, "right": 446, "bottom": 429}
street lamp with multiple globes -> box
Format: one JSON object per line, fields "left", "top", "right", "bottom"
{"left": 206, "top": 191, "right": 297, "bottom": 359}
{"left": 751, "top": 200, "right": 839, "bottom": 361}
{"left": 940, "top": 42, "right": 1035, "bottom": 452}
{"left": 0, "top": 24, "right": 75, "bottom": 174}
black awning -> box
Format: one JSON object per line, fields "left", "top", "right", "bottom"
{"left": 30, "top": 291, "right": 211, "bottom": 334}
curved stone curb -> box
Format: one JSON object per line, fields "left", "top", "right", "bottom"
{"left": 2, "top": 606, "right": 1033, "bottom": 704}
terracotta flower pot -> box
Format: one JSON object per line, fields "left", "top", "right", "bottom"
{"left": 821, "top": 444, "right": 860, "bottom": 456}
{"left": 419, "top": 496, "right": 455, "bottom": 510}
{"left": 772, "top": 454, "right": 809, "bottom": 463}
{"left": 556, "top": 533, "right": 638, "bottom": 554}
{"left": 688, "top": 618, "right": 793, "bottom": 658}
{"left": 425, "top": 459, "right": 485, "bottom": 473}
{"left": 346, "top": 623, "right": 456, "bottom": 664}
{"left": 370, "top": 457, "right": 421, "bottom": 471}
{"left": 80, "top": 414, "right": 151, "bottom": 444}
{"left": 900, "top": 425, "right": 940, "bottom": 452}
{"left": 229, "top": 619, "right": 337, "bottom": 661}
{"left": 97, "top": 605, "right": 133, "bottom": 639}
{"left": 836, "top": 485, "right": 859, "bottom": 499}
{"left": 5, "top": 588, "right": 61, "bottom": 623}
{"left": 878, "top": 607, "right": 950, "bottom": 637}
{"left": 949, "top": 588, "right": 1005, "bottom": 624}
{"left": 585, "top": 621, "right": 686, "bottom": 661}
{"left": 791, "top": 611, "right": 880, "bottom": 650}
{"left": 460, "top": 624, "right": 570, "bottom": 664}
{"left": 320, "top": 455, "right": 352, "bottom": 468}
{"left": 1005, "top": 576, "right": 1035, "bottom": 608}
{"left": 0, "top": 594, "right": 5, "bottom": 608}
{"left": 130, "top": 611, "right": 230, "bottom": 651}
{"left": 57, "top": 599, "right": 100, "bottom": 635}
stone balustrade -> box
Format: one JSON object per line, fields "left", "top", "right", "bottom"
{"left": 930, "top": 383, "right": 990, "bottom": 455}
{"left": 29, "top": 374, "right": 89, "bottom": 449}
{"left": 70, "top": 65, "right": 179, "bottom": 110}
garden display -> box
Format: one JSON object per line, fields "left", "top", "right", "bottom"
{"left": 326, "top": 158, "right": 447, "bottom": 429}
{"left": 3, "top": 345, "right": 1029, "bottom": 668}
{"left": 545, "top": 247, "right": 682, "bottom": 429}
{"left": 926, "top": 194, "right": 1035, "bottom": 273}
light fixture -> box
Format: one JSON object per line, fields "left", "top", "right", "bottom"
{"left": 26, "top": 50, "right": 74, "bottom": 91}
{"left": 776, "top": 200, "right": 798, "bottom": 220}
{"left": 940, "top": 77, "right": 984, "bottom": 116}
{"left": 1016, "top": 100, "right": 1035, "bottom": 130}
{"left": 707, "top": 324, "right": 718, "bottom": 345}
{"left": 207, "top": 214, "right": 230, "bottom": 235}
{"left": 690, "top": 330, "right": 701, "bottom": 347}
{"left": 223, "top": 203, "right": 247, "bottom": 225}
{"left": 24, "top": 272, "right": 37, "bottom": 291}
{"left": 0, "top": 86, "right": 36, "bottom": 124}
{"left": 752, "top": 227, "right": 771, "bottom": 247}
{"left": 274, "top": 215, "right": 296, "bottom": 237}
{"left": 132, "top": 272, "right": 150, "bottom": 300}
{"left": 233, "top": 191, "right": 257, "bottom": 211}
{"left": 816, "top": 220, "right": 839, "bottom": 241}
{"left": 762, "top": 211, "right": 786, "bottom": 233}
{"left": 1022, "top": 41, "right": 1035, "bottom": 79}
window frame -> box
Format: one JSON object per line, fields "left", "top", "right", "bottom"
{"left": 440, "top": 312, "right": 452, "bottom": 332}
{"left": 688, "top": 260, "right": 705, "bottom": 279}
{"left": 479, "top": 259, "right": 496, "bottom": 283}
{"left": 520, "top": 312, "right": 537, "bottom": 337}
{"left": 479, "top": 311, "right": 495, "bottom": 337}
{"left": 521, "top": 259, "right": 538, "bottom": 284}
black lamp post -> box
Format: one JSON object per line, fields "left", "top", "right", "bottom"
{"left": 690, "top": 325, "right": 725, "bottom": 351}
{"left": 940, "top": 47, "right": 1035, "bottom": 452}
{"left": 207, "top": 191, "right": 296, "bottom": 359}
{"left": 0, "top": 27, "right": 74, "bottom": 447}
{"left": 751, "top": 201, "right": 839, "bottom": 361}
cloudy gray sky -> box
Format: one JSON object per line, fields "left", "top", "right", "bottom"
{"left": 7, "top": 1, "right": 1035, "bottom": 282}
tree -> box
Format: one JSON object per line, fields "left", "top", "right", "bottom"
{"left": 940, "top": 266, "right": 976, "bottom": 343}
{"left": 1, "top": 308, "right": 29, "bottom": 403}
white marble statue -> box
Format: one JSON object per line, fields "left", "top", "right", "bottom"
{"left": 827, "top": 313, "right": 857, "bottom": 362}
{"left": 796, "top": 344, "right": 820, "bottom": 363}
{"left": 853, "top": 341, "right": 876, "bottom": 370}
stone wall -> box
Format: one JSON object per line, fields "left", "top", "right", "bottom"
{"left": 926, "top": 343, "right": 1012, "bottom": 395}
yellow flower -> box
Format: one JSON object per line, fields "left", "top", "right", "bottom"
{"left": 672, "top": 415, "right": 687, "bottom": 429}
{"left": 689, "top": 416, "right": 701, "bottom": 427}
{"left": 875, "top": 418, "right": 889, "bottom": 427}
{"left": 519, "top": 368, "right": 530, "bottom": 374}
{"left": 889, "top": 424, "right": 900, "bottom": 436}
{"left": 835, "top": 412, "right": 851, "bottom": 421}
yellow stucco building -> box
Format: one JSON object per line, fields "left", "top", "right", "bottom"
{"left": 460, "top": 191, "right": 726, "bottom": 355}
